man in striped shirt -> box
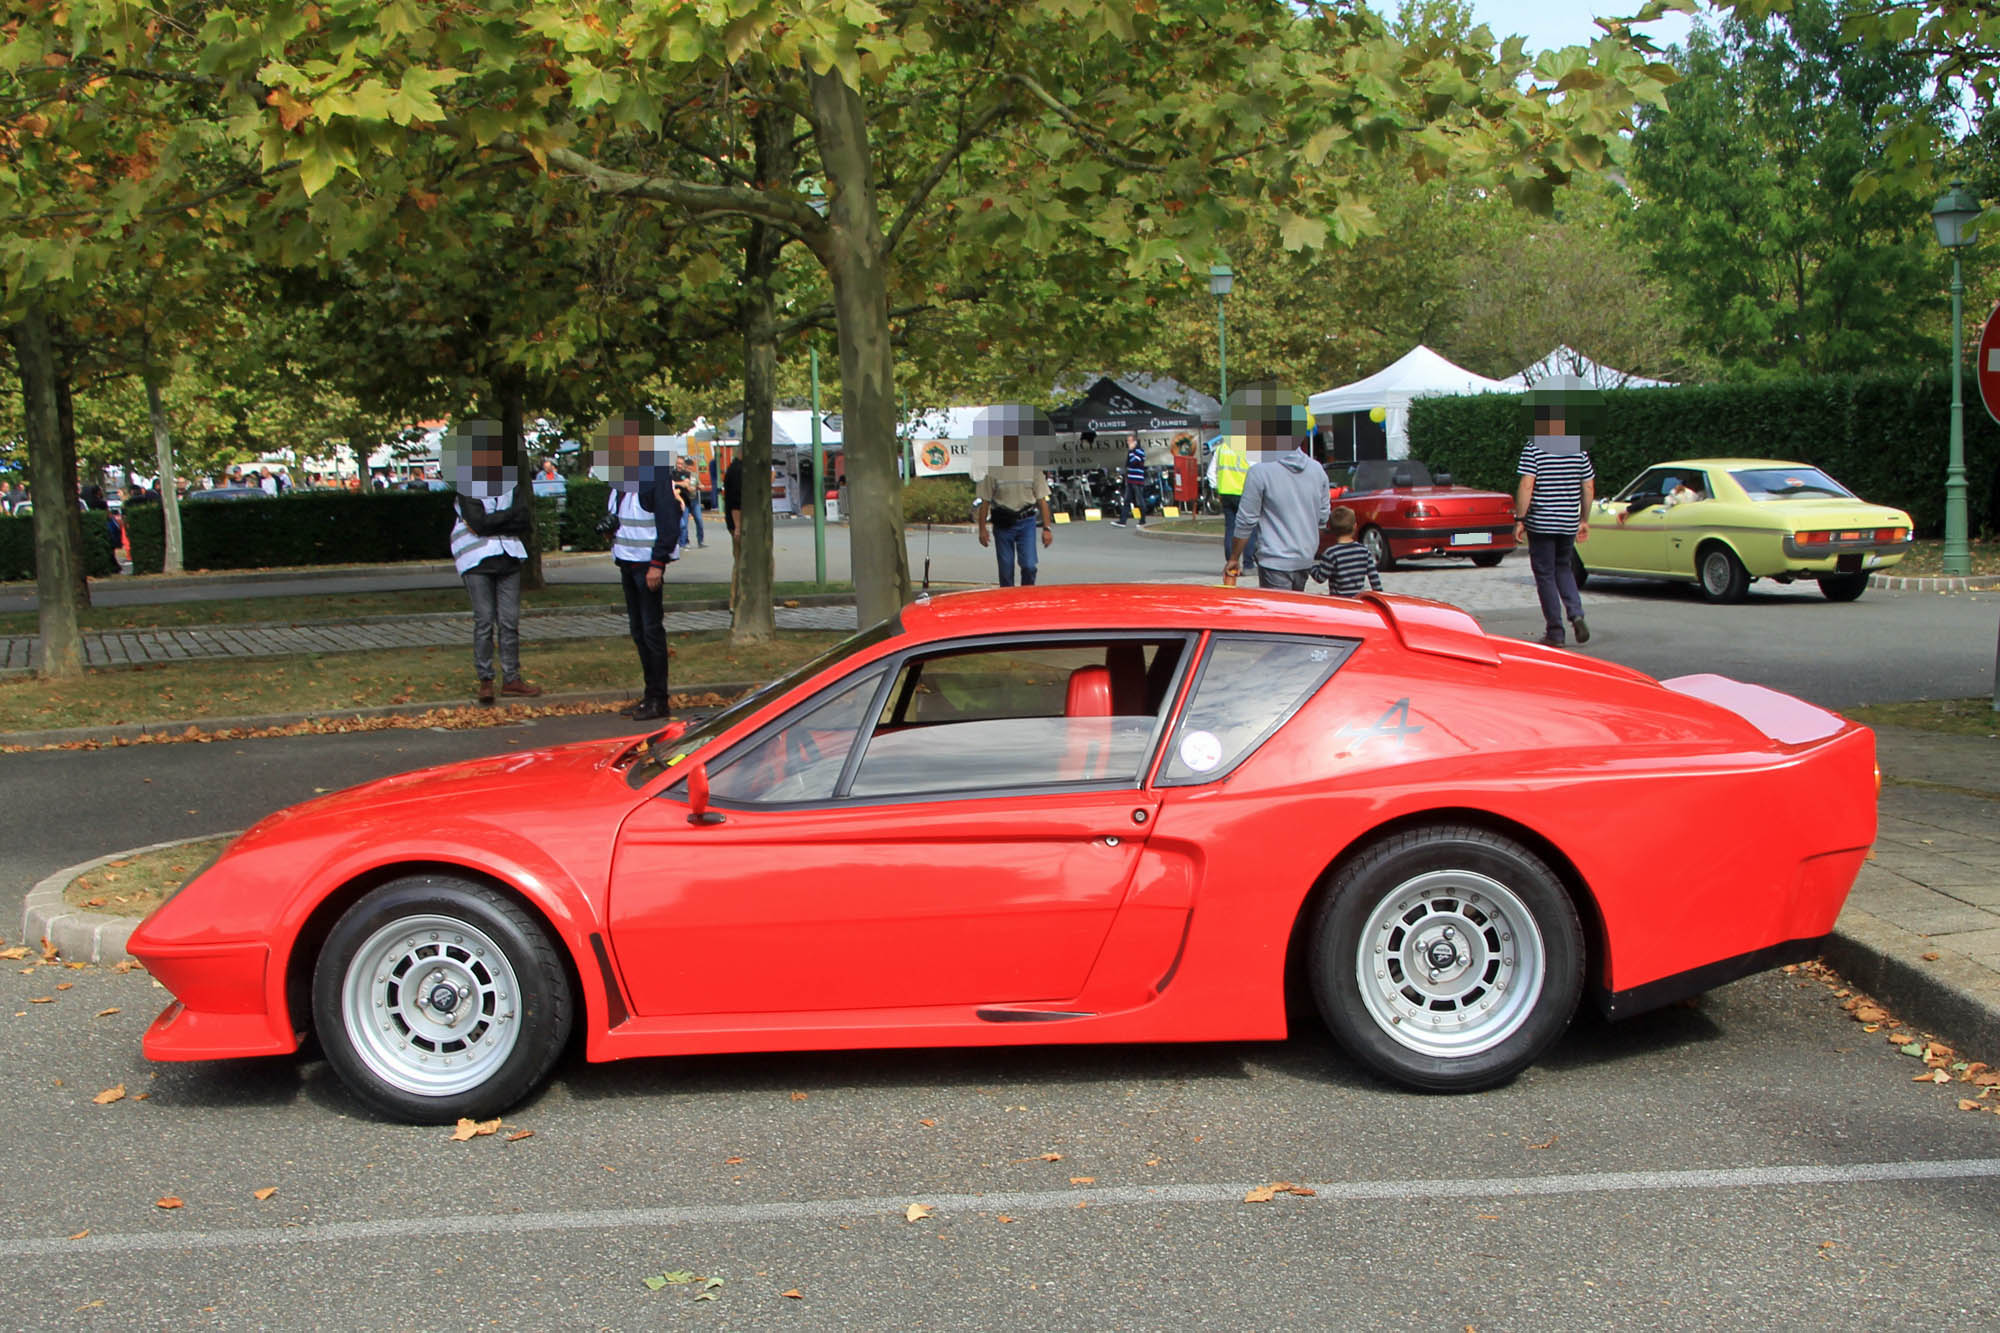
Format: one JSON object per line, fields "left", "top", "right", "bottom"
{"left": 1514, "top": 398, "right": 1596, "bottom": 647}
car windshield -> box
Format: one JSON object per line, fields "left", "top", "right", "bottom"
{"left": 1731, "top": 467, "right": 1853, "bottom": 501}
{"left": 623, "top": 613, "right": 904, "bottom": 789}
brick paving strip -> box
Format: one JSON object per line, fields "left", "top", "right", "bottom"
{"left": 0, "top": 604, "right": 858, "bottom": 675}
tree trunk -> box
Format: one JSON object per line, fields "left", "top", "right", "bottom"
{"left": 52, "top": 335, "right": 89, "bottom": 610}
{"left": 808, "top": 68, "right": 909, "bottom": 628}
{"left": 729, "top": 99, "right": 792, "bottom": 648}
{"left": 10, "top": 306, "right": 83, "bottom": 677}
{"left": 146, "top": 369, "right": 185, "bottom": 574}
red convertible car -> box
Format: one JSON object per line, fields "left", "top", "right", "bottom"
{"left": 130, "top": 586, "right": 1877, "bottom": 1123}
{"left": 1323, "top": 459, "right": 1518, "bottom": 569}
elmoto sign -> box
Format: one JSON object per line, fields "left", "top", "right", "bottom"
{"left": 1977, "top": 304, "right": 2000, "bottom": 426}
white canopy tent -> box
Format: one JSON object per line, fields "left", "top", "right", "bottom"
{"left": 1309, "top": 346, "right": 1515, "bottom": 461}
{"left": 1501, "top": 346, "right": 1676, "bottom": 390}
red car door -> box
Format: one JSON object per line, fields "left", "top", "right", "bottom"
{"left": 607, "top": 790, "right": 1159, "bottom": 1017}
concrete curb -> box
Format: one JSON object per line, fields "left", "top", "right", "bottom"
{"left": 1868, "top": 572, "right": 2000, "bottom": 593}
{"left": 21, "top": 832, "right": 239, "bottom": 965}
{"left": 1131, "top": 525, "right": 1223, "bottom": 545}
{"left": 0, "top": 681, "right": 765, "bottom": 749}
{"left": 1821, "top": 907, "right": 2000, "bottom": 1053}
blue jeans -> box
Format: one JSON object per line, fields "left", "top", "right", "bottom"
{"left": 682, "top": 499, "right": 704, "bottom": 547}
{"left": 1527, "top": 532, "right": 1583, "bottom": 638}
{"left": 1221, "top": 494, "right": 1257, "bottom": 569}
{"left": 993, "top": 515, "right": 1040, "bottom": 586}
{"left": 462, "top": 567, "right": 523, "bottom": 681}
{"left": 1123, "top": 481, "right": 1146, "bottom": 524}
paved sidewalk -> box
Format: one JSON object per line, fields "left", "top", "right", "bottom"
{"left": 0, "top": 603, "right": 859, "bottom": 673}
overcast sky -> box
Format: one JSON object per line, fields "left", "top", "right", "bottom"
{"left": 1456, "top": 0, "right": 1702, "bottom": 56}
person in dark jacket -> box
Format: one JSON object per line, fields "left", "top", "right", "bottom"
{"left": 446, "top": 422, "right": 542, "bottom": 704}
{"left": 599, "top": 418, "right": 684, "bottom": 721}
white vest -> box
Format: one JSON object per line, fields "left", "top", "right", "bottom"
{"left": 449, "top": 492, "right": 528, "bottom": 575}
{"left": 611, "top": 489, "right": 660, "bottom": 564}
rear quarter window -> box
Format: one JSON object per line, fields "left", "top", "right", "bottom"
{"left": 1158, "top": 635, "right": 1354, "bottom": 786}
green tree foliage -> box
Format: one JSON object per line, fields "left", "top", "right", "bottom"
{"left": 1630, "top": 2, "right": 1949, "bottom": 376}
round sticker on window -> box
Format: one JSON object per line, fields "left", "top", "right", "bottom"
{"left": 1179, "top": 729, "right": 1224, "bottom": 773}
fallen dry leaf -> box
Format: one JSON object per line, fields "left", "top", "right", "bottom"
{"left": 0, "top": 947, "right": 25, "bottom": 960}
{"left": 790, "top": 1091, "right": 808, "bottom": 1102}
{"left": 1244, "top": 1185, "right": 1280, "bottom": 1203}
{"left": 1039, "top": 1152, "right": 1062, "bottom": 1162}
{"left": 94, "top": 1008, "right": 120, "bottom": 1018}
{"left": 55, "top": 982, "right": 73, "bottom": 991}
{"left": 68, "top": 1230, "right": 89, "bottom": 1240}
{"left": 1922, "top": 951, "right": 1942, "bottom": 962}
{"left": 253, "top": 1187, "right": 277, "bottom": 1201}
{"left": 905, "top": 1203, "right": 933, "bottom": 1223}
{"left": 781, "top": 1289, "right": 804, "bottom": 1299}
{"left": 450, "top": 1117, "right": 502, "bottom": 1141}
{"left": 154, "top": 1197, "right": 183, "bottom": 1210}
{"left": 724, "top": 1156, "right": 744, "bottom": 1165}
{"left": 997, "top": 1214, "right": 1015, "bottom": 1223}
{"left": 918, "top": 1118, "right": 936, "bottom": 1127}
{"left": 1959, "top": 1099, "right": 1984, "bottom": 1112}
{"left": 1245, "top": 1181, "right": 1315, "bottom": 1202}
{"left": 1527, "top": 1134, "right": 1558, "bottom": 1150}
{"left": 29, "top": 996, "right": 52, "bottom": 1004}
{"left": 1915, "top": 1070, "right": 1952, "bottom": 1083}
{"left": 506, "top": 1130, "right": 534, "bottom": 1142}
{"left": 1070, "top": 1176, "right": 1095, "bottom": 1185}
{"left": 92, "top": 1085, "right": 125, "bottom": 1105}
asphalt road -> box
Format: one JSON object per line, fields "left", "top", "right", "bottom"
{"left": 3, "top": 547, "right": 1999, "bottom": 1327}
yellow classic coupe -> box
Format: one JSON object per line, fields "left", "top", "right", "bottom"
{"left": 1572, "top": 458, "right": 1914, "bottom": 603}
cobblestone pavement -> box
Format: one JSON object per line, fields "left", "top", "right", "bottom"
{"left": 0, "top": 603, "right": 860, "bottom": 674}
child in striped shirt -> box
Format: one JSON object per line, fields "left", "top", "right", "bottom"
{"left": 1310, "top": 506, "right": 1382, "bottom": 594}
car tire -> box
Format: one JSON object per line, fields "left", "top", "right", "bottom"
{"left": 1569, "top": 548, "right": 1589, "bottom": 589}
{"left": 1362, "top": 526, "right": 1397, "bottom": 571}
{"left": 1309, "top": 826, "right": 1583, "bottom": 1092}
{"left": 1817, "top": 572, "right": 1868, "bottom": 602}
{"left": 1697, "top": 544, "right": 1750, "bottom": 603}
{"left": 312, "top": 875, "right": 573, "bottom": 1123}
{"left": 1470, "top": 552, "right": 1506, "bottom": 568}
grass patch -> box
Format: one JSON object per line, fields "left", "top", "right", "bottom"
{"left": 0, "top": 629, "right": 846, "bottom": 732}
{"left": 65, "top": 836, "right": 237, "bottom": 918}
{"left": 1845, "top": 698, "right": 2000, "bottom": 737}
{"left": 1887, "top": 539, "right": 2000, "bottom": 578}
{"left": 1150, "top": 517, "right": 1226, "bottom": 536}
{"left": 0, "top": 580, "right": 851, "bottom": 637}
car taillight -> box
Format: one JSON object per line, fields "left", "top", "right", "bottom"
{"left": 1406, "top": 503, "right": 1433, "bottom": 518}
{"left": 1877, "top": 527, "right": 1906, "bottom": 543}
{"left": 1796, "top": 531, "right": 1831, "bottom": 546}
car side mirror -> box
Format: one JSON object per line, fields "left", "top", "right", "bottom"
{"left": 686, "top": 761, "right": 726, "bottom": 826}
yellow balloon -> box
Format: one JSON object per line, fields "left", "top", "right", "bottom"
{"left": 1369, "top": 406, "right": 1386, "bottom": 423}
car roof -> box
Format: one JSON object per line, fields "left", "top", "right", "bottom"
{"left": 1645, "top": 459, "right": 1814, "bottom": 470}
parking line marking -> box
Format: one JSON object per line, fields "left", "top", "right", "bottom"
{"left": 4, "top": 1157, "right": 1997, "bottom": 1260}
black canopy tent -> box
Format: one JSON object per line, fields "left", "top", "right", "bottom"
{"left": 1048, "top": 376, "right": 1212, "bottom": 435}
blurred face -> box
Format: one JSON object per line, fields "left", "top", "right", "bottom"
{"left": 1225, "top": 385, "right": 1309, "bottom": 465}
{"left": 443, "top": 421, "right": 513, "bottom": 491}
{"left": 970, "top": 405, "right": 1056, "bottom": 479}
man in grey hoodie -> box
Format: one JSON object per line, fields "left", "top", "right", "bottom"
{"left": 1222, "top": 385, "right": 1329, "bottom": 591}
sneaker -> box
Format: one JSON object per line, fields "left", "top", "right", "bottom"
{"left": 501, "top": 678, "right": 543, "bottom": 697}
{"left": 1110, "top": 520, "right": 1128, "bottom": 528}
{"left": 476, "top": 678, "right": 496, "bottom": 705}
{"left": 630, "top": 698, "right": 671, "bottom": 721}
{"left": 1536, "top": 632, "right": 1565, "bottom": 648}
{"left": 1570, "top": 617, "right": 1590, "bottom": 645}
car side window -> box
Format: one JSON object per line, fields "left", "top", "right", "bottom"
{"left": 1158, "top": 635, "right": 1353, "bottom": 786}
{"left": 706, "top": 667, "right": 886, "bottom": 805}
{"left": 846, "top": 638, "right": 1188, "bottom": 799}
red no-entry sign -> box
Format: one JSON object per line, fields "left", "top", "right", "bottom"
{"left": 1978, "top": 305, "right": 2000, "bottom": 426}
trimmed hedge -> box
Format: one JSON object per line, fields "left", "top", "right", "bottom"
{"left": 1408, "top": 374, "right": 2000, "bottom": 537}
{"left": 124, "top": 487, "right": 567, "bottom": 575}
{"left": 0, "top": 511, "right": 119, "bottom": 582}
{"left": 560, "top": 477, "right": 613, "bottom": 551}
{"left": 903, "top": 477, "right": 977, "bottom": 525}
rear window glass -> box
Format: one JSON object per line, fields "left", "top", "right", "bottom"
{"left": 1731, "top": 467, "right": 1853, "bottom": 501}
{"left": 1158, "top": 635, "right": 1353, "bottom": 785}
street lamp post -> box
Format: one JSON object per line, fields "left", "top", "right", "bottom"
{"left": 1209, "top": 263, "right": 1234, "bottom": 408}
{"left": 1932, "top": 180, "right": 1982, "bottom": 578}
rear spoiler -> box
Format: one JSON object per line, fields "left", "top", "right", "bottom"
{"left": 1662, "top": 674, "right": 1850, "bottom": 745}
{"left": 1356, "top": 592, "right": 1499, "bottom": 667}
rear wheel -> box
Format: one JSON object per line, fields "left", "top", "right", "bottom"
{"left": 313, "top": 875, "right": 573, "bottom": 1123}
{"left": 1362, "top": 526, "right": 1396, "bottom": 571}
{"left": 1818, "top": 571, "right": 1868, "bottom": 602}
{"left": 1470, "top": 551, "right": 1506, "bottom": 568}
{"left": 1698, "top": 544, "right": 1749, "bottom": 603}
{"left": 1310, "top": 826, "right": 1583, "bottom": 1091}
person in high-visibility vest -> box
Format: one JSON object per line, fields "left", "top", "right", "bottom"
{"left": 446, "top": 421, "right": 541, "bottom": 706}
{"left": 598, "top": 416, "right": 685, "bottom": 721}
{"left": 1206, "top": 432, "right": 1256, "bottom": 572}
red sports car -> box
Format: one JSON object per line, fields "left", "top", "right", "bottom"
{"left": 1323, "top": 459, "right": 1518, "bottom": 569}
{"left": 130, "top": 586, "right": 1877, "bottom": 1123}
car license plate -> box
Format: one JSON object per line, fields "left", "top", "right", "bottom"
{"left": 1450, "top": 532, "right": 1492, "bottom": 546}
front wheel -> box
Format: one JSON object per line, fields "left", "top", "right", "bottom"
{"left": 312, "top": 875, "right": 573, "bottom": 1123}
{"left": 1309, "top": 827, "right": 1583, "bottom": 1091}
{"left": 1698, "top": 545, "right": 1750, "bottom": 603}
{"left": 1361, "top": 526, "right": 1397, "bottom": 571}
{"left": 1818, "top": 571, "right": 1868, "bottom": 602}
